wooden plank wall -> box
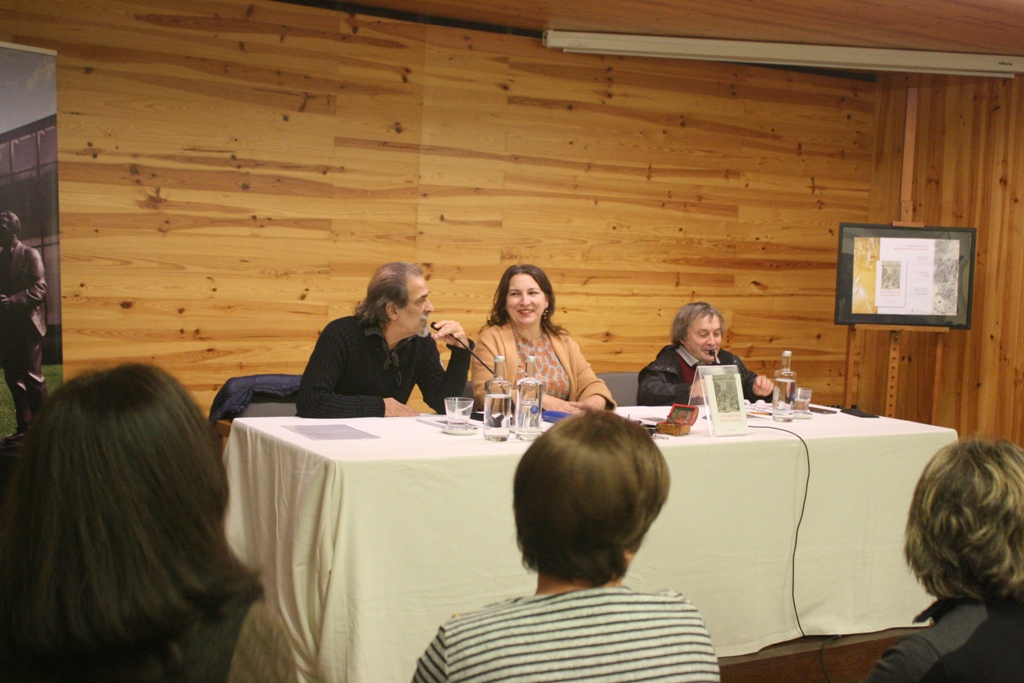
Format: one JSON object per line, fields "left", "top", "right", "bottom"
{"left": 861, "top": 74, "right": 1024, "bottom": 442}
{"left": 6, "top": 0, "right": 1018, "bottom": 441}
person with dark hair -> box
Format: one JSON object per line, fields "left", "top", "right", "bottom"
{"left": 412, "top": 411, "right": 720, "bottom": 683}
{"left": 471, "top": 264, "right": 614, "bottom": 412}
{"left": 0, "top": 363, "right": 297, "bottom": 683}
{"left": 297, "top": 262, "right": 473, "bottom": 418}
{"left": 0, "top": 210, "right": 48, "bottom": 448}
{"left": 861, "top": 438, "right": 1024, "bottom": 682}
{"left": 637, "top": 301, "right": 773, "bottom": 405}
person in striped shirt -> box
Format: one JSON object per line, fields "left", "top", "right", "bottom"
{"left": 412, "top": 411, "right": 720, "bottom": 683}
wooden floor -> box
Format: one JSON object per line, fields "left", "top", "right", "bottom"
{"left": 719, "top": 628, "right": 916, "bottom": 683}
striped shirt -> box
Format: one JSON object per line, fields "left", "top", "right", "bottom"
{"left": 412, "top": 587, "right": 720, "bottom": 683}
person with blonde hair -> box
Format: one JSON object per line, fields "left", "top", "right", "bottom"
{"left": 412, "top": 412, "right": 719, "bottom": 682}
{"left": 862, "top": 438, "right": 1024, "bottom": 682}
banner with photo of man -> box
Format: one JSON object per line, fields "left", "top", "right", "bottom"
{"left": 0, "top": 41, "right": 61, "bottom": 451}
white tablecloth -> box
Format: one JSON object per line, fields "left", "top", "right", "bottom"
{"left": 223, "top": 408, "right": 957, "bottom": 683}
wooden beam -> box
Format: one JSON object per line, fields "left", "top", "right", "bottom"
{"left": 844, "top": 326, "right": 856, "bottom": 408}
{"left": 932, "top": 333, "right": 945, "bottom": 425}
{"left": 886, "top": 330, "right": 901, "bottom": 417}
{"left": 899, "top": 87, "right": 919, "bottom": 222}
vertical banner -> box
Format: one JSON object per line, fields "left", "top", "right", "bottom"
{"left": 0, "top": 42, "right": 60, "bottom": 444}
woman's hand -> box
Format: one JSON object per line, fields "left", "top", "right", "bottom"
{"left": 542, "top": 395, "right": 584, "bottom": 415}
{"left": 541, "top": 395, "right": 608, "bottom": 414}
{"left": 573, "top": 395, "right": 609, "bottom": 412}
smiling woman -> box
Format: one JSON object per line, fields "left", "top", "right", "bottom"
{"left": 471, "top": 264, "right": 614, "bottom": 413}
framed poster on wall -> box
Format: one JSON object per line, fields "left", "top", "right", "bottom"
{"left": 834, "top": 223, "right": 976, "bottom": 330}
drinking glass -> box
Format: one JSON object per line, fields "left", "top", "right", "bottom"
{"left": 793, "top": 387, "right": 813, "bottom": 419}
{"left": 444, "top": 397, "right": 473, "bottom": 429}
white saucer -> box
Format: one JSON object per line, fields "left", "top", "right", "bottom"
{"left": 442, "top": 426, "right": 477, "bottom": 436}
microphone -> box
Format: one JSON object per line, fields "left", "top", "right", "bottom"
{"left": 431, "top": 322, "right": 494, "bottom": 375}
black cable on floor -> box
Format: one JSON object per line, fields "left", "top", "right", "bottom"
{"left": 819, "top": 634, "right": 842, "bottom": 682}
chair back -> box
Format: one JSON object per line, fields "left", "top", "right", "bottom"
{"left": 237, "top": 394, "right": 299, "bottom": 418}
{"left": 208, "top": 374, "right": 302, "bottom": 423}
{"left": 597, "top": 371, "right": 639, "bottom": 407}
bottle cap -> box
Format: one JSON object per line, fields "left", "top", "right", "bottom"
{"left": 782, "top": 350, "right": 792, "bottom": 357}
{"left": 494, "top": 355, "right": 505, "bottom": 362}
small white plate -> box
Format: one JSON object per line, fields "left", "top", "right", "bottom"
{"left": 442, "top": 426, "right": 477, "bottom": 436}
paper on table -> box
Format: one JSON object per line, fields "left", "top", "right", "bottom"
{"left": 284, "top": 424, "right": 380, "bottom": 440}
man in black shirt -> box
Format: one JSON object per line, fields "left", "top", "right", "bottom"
{"left": 296, "top": 262, "right": 472, "bottom": 418}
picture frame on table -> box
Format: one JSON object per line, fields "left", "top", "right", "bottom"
{"left": 697, "top": 365, "right": 748, "bottom": 437}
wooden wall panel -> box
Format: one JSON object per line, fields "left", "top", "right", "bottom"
{"left": 862, "top": 74, "right": 1024, "bottom": 442}
{"left": 359, "top": 0, "right": 1024, "bottom": 57}
{"left": 1, "top": 0, "right": 901, "bottom": 416}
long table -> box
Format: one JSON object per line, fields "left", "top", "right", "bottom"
{"left": 223, "top": 408, "right": 957, "bottom": 683}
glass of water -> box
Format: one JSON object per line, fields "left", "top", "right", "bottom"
{"left": 793, "top": 387, "right": 813, "bottom": 419}
{"left": 483, "top": 391, "right": 512, "bottom": 441}
{"left": 444, "top": 397, "right": 473, "bottom": 430}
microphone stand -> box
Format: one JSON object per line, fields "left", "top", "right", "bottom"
{"left": 432, "top": 323, "right": 494, "bottom": 375}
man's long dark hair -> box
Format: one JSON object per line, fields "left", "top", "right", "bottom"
{"left": 355, "top": 262, "right": 423, "bottom": 327}
{"left": 0, "top": 364, "right": 262, "bottom": 680}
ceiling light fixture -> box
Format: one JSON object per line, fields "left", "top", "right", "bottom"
{"left": 543, "top": 31, "right": 1022, "bottom": 78}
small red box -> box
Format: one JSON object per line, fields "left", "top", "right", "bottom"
{"left": 667, "top": 403, "right": 698, "bottom": 426}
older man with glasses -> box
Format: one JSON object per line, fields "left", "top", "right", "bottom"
{"left": 296, "top": 262, "right": 472, "bottom": 418}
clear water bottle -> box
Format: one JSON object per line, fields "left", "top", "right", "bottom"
{"left": 515, "top": 355, "right": 543, "bottom": 441}
{"left": 483, "top": 355, "right": 512, "bottom": 442}
{"left": 772, "top": 350, "right": 797, "bottom": 422}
